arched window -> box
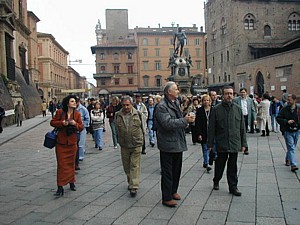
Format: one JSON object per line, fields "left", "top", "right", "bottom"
{"left": 113, "top": 52, "right": 119, "bottom": 60}
{"left": 288, "top": 13, "right": 300, "bottom": 31}
{"left": 264, "top": 25, "right": 271, "bottom": 36}
{"left": 142, "top": 38, "right": 148, "bottom": 45}
{"left": 155, "top": 75, "right": 162, "bottom": 87}
{"left": 244, "top": 14, "right": 256, "bottom": 30}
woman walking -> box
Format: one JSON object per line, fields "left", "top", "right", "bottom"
{"left": 50, "top": 95, "right": 83, "bottom": 196}
{"left": 91, "top": 102, "right": 105, "bottom": 150}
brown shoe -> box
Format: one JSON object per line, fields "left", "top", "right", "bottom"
{"left": 291, "top": 166, "right": 299, "bottom": 172}
{"left": 162, "top": 200, "right": 177, "bottom": 207}
{"left": 172, "top": 193, "right": 181, "bottom": 200}
{"left": 285, "top": 160, "right": 290, "bottom": 166}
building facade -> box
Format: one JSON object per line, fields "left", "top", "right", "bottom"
{"left": 91, "top": 9, "right": 206, "bottom": 97}
{"left": 205, "top": 0, "right": 300, "bottom": 97}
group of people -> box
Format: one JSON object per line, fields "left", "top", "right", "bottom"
{"left": 48, "top": 83, "right": 299, "bottom": 209}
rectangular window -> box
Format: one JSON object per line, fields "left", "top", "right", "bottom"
{"left": 128, "top": 65, "right": 133, "bottom": 74}
{"left": 143, "top": 61, "right": 149, "bottom": 70}
{"left": 100, "top": 65, "right": 106, "bottom": 73}
{"left": 143, "top": 49, "right": 148, "bottom": 57}
{"left": 221, "top": 53, "right": 223, "bottom": 63}
{"left": 114, "top": 65, "right": 120, "bottom": 74}
{"left": 196, "top": 61, "right": 201, "bottom": 70}
{"left": 100, "top": 53, "right": 105, "bottom": 60}
{"left": 144, "top": 76, "right": 149, "bottom": 87}
{"left": 128, "top": 78, "right": 133, "bottom": 85}
{"left": 114, "top": 78, "right": 120, "bottom": 85}
{"left": 128, "top": 52, "right": 132, "bottom": 59}
{"left": 156, "top": 78, "right": 161, "bottom": 87}
{"left": 195, "top": 38, "right": 200, "bottom": 45}
{"left": 155, "top": 48, "right": 160, "bottom": 57}
{"left": 155, "top": 38, "right": 160, "bottom": 46}
{"left": 196, "top": 48, "right": 200, "bottom": 58}
{"left": 155, "top": 62, "right": 161, "bottom": 70}
{"left": 101, "top": 79, "right": 105, "bottom": 85}
{"left": 184, "top": 48, "right": 189, "bottom": 57}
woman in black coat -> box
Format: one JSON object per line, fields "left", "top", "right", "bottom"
{"left": 195, "top": 94, "right": 213, "bottom": 171}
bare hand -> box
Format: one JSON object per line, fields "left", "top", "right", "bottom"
{"left": 288, "top": 120, "right": 295, "bottom": 124}
{"left": 198, "top": 135, "right": 202, "bottom": 141}
{"left": 69, "top": 119, "right": 76, "bottom": 126}
{"left": 241, "top": 147, "right": 246, "bottom": 152}
{"left": 63, "top": 120, "right": 69, "bottom": 126}
{"left": 185, "top": 114, "right": 195, "bottom": 123}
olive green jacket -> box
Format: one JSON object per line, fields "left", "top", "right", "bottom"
{"left": 207, "top": 101, "right": 248, "bottom": 153}
{"left": 115, "top": 108, "right": 145, "bottom": 149}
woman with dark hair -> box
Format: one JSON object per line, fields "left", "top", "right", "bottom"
{"left": 50, "top": 95, "right": 83, "bottom": 196}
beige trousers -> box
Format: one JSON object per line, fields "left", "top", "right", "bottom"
{"left": 121, "top": 146, "right": 142, "bottom": 189}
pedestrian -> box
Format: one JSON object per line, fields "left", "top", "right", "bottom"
{"left": 276, "top": 94, "right": 299, "bottom": 172}
{"left": 257, "top": 93, "right": 271, "bottom": 137}
{"left": 233, "top": 88, "right": 257, "bottom": 154}
{"left": 115, "top": 96, "right": 146, "bottom": 197}
{"left": 91, "top": 102, "right": 104, "bottom": 150}
{"left": 209, "top": 91, "right": 221, "bottom": 107}
{"left": 0, "top": 106, "right": 5, "bottom": 133}
{"left": 106, "top": 96, "right": 122, "bottom": 149}
{"left": 270, "top": 96, "right": 282, "bottom": 133}
{"left": 41, "top": 100, "right": 47, "bottom": 117}
{"left": 14, "top": 101, "right": 25, "bottom": 126}
{"left": 187, "top": 97, "right": 200, "bottom": 145}
{"left": 281, "top": 89, "right": 288, "bottom": 105}
{"left": 154, "top": 81, "right": 195, "bottom": 207}
{"left": 134, "top": 94, "right": 148, "bottom": 154}
{"left": 147, "top": 96, "right": 156, "bottom": 147}
{"left": 50, "top": 95, "right": 83, "bottom": 196}
{"left": 195, "top": 94, "right": 213, "bottom": 172}
{"left": 48, "top": 101, "right": 57, "bottom": 118}
{"left": 207, "top": 86, "right": 247, "bottom": 196}
{"left": 87, "top": 98, "right": 95, "bottom": 136}
{"left": 76, "top": 97, "right": 90, "bottom": 161}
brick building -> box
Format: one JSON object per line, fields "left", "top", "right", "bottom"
{"left": 91, "top": 9, "right": 206, "bottom": 98}
{"left": 205, "top": 0, "right": 300, "bottom": 98}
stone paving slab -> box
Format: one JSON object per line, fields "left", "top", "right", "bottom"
{"left": 0, "top": 117, "right": 299, "bottom": 224}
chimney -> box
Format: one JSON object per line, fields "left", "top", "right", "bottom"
{"left": 193, "top": 24, "right": 196, "bottom": 28}
{"left": 158, "top": 23, "right": 160, "bottom": 28}
{"left": 200, "top": 26, "right": 203, "bottom": 32}
{"left": 177, "top": 24, "right": 179, "bottom": 27}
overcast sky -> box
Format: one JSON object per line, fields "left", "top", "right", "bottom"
{"left": 27, "top": 0, "right": 206, "bottom": 85}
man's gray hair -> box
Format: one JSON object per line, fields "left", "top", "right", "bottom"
{"left": 121, "top": 95, "right": 133, "bottom": 104}
{"left": 163, "top": 81, "right": 176, "bottom": 95}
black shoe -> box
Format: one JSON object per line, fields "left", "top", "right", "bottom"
{"left": 206, "top": 166, "right": 212, "bottom": 172}
{"left": 75, "top": 165, "right": 81, "bottom": 170}
{"left": 150, "top": 143, "right": 155, "bottom": 147}
{"left": 142, "top": 150, "right": 146, "bottom": 155}
{"left": 95, "top": 144, "right": 98, "bottom": 148}
{"left": 99, "top": 147, "right": 102, "bottom": 151}
{"left": 54, "top": 186, "right": 64, "bottom": 196}
{"left": 203, "top": 164, "right": 208, "bottom": 168}
{"left": 69, "top": 183, "right": 76, "bottom": 191}
{"left": 229, "top": 188, "right": 242, "bottom": 196}
{"left": 244, "top": 150, "right": 249, "bottom": 155}
{"left": 130, "top": 188, "right": 137, "bottom": 197}
{"left": 213, "top": 183, "right": 219, "bottom": 190}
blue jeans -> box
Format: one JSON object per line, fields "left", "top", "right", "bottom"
{"left": 271, "top": 114, "right": 279, "bottom": 132}
{"left": 148, "top": 120, "right": 155, "bottom": 144}
{"left": 94, "top": 128, "right": 104, "bottom": 148}
{"left": 284, "top": 131, "right": 299, "bottom": 166}
{"left": 78, "top": 128, "right": 86, "bottom": 160}
{"left": 201, "top": 143, "right": 210, "bottom": 165}
{"left": 109, "top": 122, "right": 118, "bottom": 147}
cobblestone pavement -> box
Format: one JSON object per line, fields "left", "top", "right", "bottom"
{"left": 0, "top": 114, "right": 299, "bottom": 225}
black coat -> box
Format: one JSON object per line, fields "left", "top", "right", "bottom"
{"left": 195, "top": 106, "right": 211, "bottom": 144}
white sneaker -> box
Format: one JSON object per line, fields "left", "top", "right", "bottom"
{"left": 114, "top": 146, "right": 118, "bottom": 149}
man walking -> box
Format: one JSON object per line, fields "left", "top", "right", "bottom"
{"left": 147, "top": 96, "right": 156, "bottom": 147}
{"left": 233, "top": 88, "right": 256, "bottom": 154}
{"left": 154, "top": 81, "right": 195, "bottom": 207}
{"left": 134, "top": 95, "right": 148, "bottom": 154}
{"left": 115, "top": 96, "right": 146, "bottom": 197}
{"left": 277, "top": 94, "right": 299, "bottom": 172}
{"left": 208, "top": 86, "right": 247, "bottom": 196}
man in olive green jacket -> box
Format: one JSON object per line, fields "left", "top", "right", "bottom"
{"left": 115, "top": 96, "right": 146, "bottom": 197}
{"left": 208, "top": 86, "right": 247, "bottom": 196}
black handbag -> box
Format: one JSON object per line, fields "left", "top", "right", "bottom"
{"left": 43, "top": 128, "right": 58, "bottom": 149}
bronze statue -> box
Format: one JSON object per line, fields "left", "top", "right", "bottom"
{"left": 173, "top": 27, "right": 187, "bottom": 57}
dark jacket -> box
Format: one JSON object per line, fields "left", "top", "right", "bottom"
{"left": 207, "top": 101, "right": 248, "bottom": 153}
{"left": 154, "top": 96, "right": 188, "bottom": 153}
{"left": 115, "top": 108, "right": 144, "bottom": 148}
{"left": 194, "top": 106, "right": 211, "bottom": 144}
{"left": 276, "top": 104, "right": 300, "bottom": 133}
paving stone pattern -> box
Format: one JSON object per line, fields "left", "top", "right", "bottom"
{"left": 0, "top": 114, "right": 299, "bottom": 225}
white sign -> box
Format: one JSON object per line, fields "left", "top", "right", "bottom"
{"left": 271, "top": 86, "right": 275, "bottom": 91}
{"left": 5, "top": 109, "right": 15, "bottom": 116}
{"left": 281, "top": 86, "right": 286, "bottom": 90}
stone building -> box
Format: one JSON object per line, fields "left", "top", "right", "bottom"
{"left": 37, "top": 32, "right": 69, "bottom": 103}
{"left": 205, "top": 0, "right": 300, "bottom": 98}
{"left": 91, "top": 9, "right": 206, "bottom": 98}
{"left": 0, "top": 0, "right": 42, "bottom": 125}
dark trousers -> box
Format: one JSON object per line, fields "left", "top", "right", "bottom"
{"left": 191, "top": 125, "right": 198, "bottom": 144}
{"left": 160, "top": 151, "right": 182, "bottom": 201}
{"left": 244, "top": 115, "right": 248, "bottom": 132}
{"left": 213, "top": 152, "right": 238, "bottom": 191}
